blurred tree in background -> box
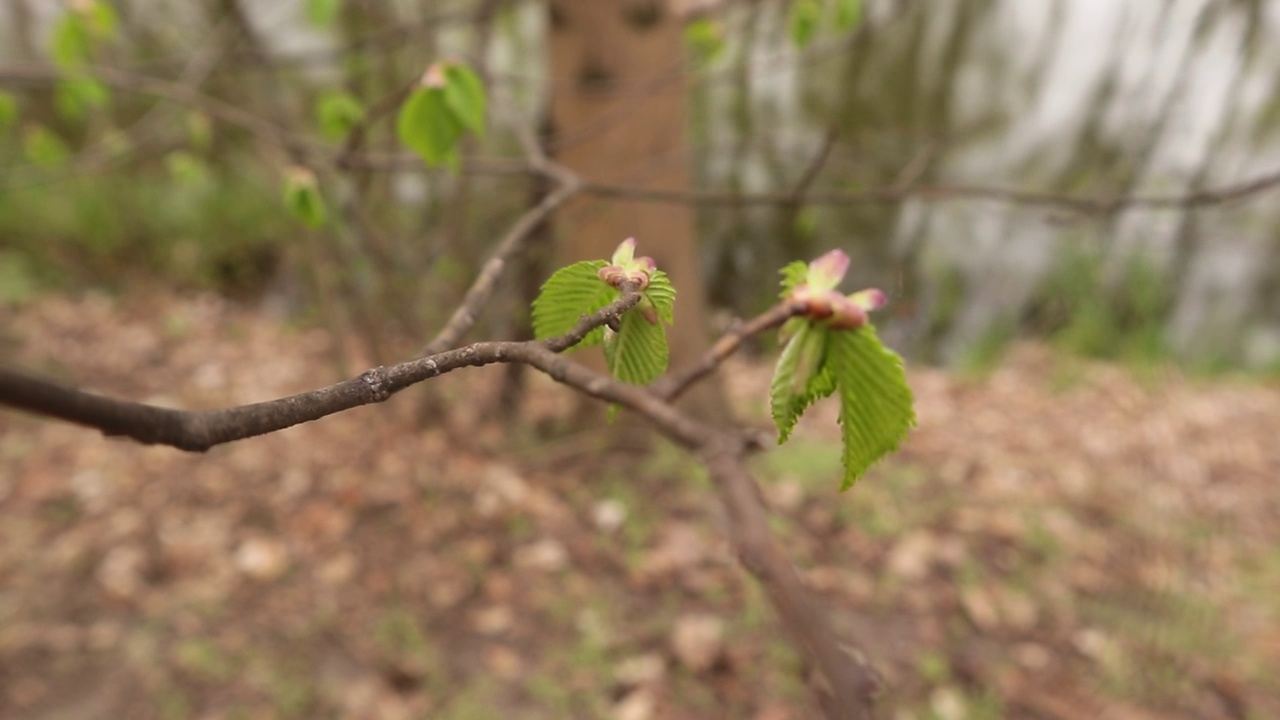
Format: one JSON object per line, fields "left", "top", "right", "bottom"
{"left": 3, "top": 0, "right": 1280, "bottom": 373}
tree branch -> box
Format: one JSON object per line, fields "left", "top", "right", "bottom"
{"left": 0, "top": 287, "right": 640, "bottom": 451}
{"left": 568, "top": 167, "right": 1280, "bottom": 212}
{"left": 653, "top": 300, "right": 803, "bottom": 402}
{"left": 704, "top": 444, "right": 880, "bottom": 718}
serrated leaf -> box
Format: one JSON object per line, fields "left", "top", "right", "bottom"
{"left": 532, "top": 260, "right": 615, "bottom": 346}
{"left": 778, "top": 260, "right": 809, "bottom": 299}
{"left": 829, "top": 325, "right": 915, "bottom": 489}
{"left": 397, "top": 86, "right": 464, "bottom": 168}
{"left": 443, "top": 64, "right": 486, "bottom": 137}
{"left": 643, "top": 269, "right": 676, "bottom": 324}
{"left": 604, "top": 307, "right": 669, "bottom": 385}
{"left": 788, "top": 0, "right": 822, "bottom": 48}
{"left": 0, "top": 91, "right": 18, "bottom": 130}
{"left": 834, "top": 0, "right": 863, "bottom": 30}
{"left": 316, "top": 91, "right": 365, "bottom": 140}
{"left": 770, "top": 322, "right": 837, "bottom": 442}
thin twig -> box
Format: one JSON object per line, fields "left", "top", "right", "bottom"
{"left": 789, "top": 125, "right": 840, "bottom": 202}
{"left": 567, "top": 168, "right": 1280, "bottom": 212}
{"left": 704, "top": 446, "right": 880, "bottom": 718}
{"left": 654, "top": 301, "right": 803, "bottom": 402}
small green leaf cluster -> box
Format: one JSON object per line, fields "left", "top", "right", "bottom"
{"left": 771, "top": 250, "right": 915, "bottom": 489}
{"left": 532, "top": 239, "right": 676, "bottom": 387}
{"left": 50, "top": 0, "right": 118, "bottom": 69}
{"left": 788, "top": 0, "right": 863, "bottom": 48}
{"left": 396, "top": 62, "right": 487, "bottom": 170}
{"left": 31, "top": 1, "right": 118, "bottom": 133}
{"left": 531, "top": 241, "right": 914, "bottom": 490}
{"left": 685, "top": 19, "right": 726, "bottom": 66}
{"left": 315, "top": 91, "right": 366, "bottom": 140}
{"left": 282, "top": 167, "right": 327, "bottom": 229}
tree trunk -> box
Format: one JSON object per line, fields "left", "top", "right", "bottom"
{"left": 547, "top": 0, "right": 724, "bottom": 421}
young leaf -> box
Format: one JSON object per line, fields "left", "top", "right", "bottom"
{"left": 788, "top": 0, "right": 822, "bottom": 48}
{"left": 828, "top": 326, "right": 915, "bottom": 489}
{"left": 532, "top": 260, "right": 615, "bottom": 346}
{"left": 834, "top": 0, "right": 863, "bottom": 30}
{"left": 778, "top": 260, "right": 809, "bottom": 299}
{"left": 54, "top": 75, "right": 110, "bottom": 122}
{"left": 397, "top": 86, "right": 464, "bottom": 168}
{"left": 85, "top": 0, "right": 119, "bottom": 40}
{"left": 643, "top": 269, "right": 676, "bottom": 325}
{"left": 443, "top": 64, "right": 486, "bottom": 137}
{"left": 770, "top": 322, "right": 837, "bottom": 442}
{"left": 604, "top": 307, "right": 669, "bottom": 385}
{"left": 50, "top": 12, "right": 91, "bottom": 68}
{"left": 283, "top": 168, "right": 327, "bottom": 228}
{"left": 685, "top": 18, "right": 726, "bottom": 65}
{"left": 316, "top": 91, "right": 366, "bottom": 140}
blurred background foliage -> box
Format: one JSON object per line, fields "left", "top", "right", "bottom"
{"left": 2, "top": 0, "right": 1279, "bottom": 374}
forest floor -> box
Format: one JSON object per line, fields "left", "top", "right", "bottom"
{"left": 2, "top": 291, "right": 1278, "bottom": 720}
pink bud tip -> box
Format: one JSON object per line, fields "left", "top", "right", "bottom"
{"left": 807, "top": 249, "right": 850, "bottom": 292}
{"left": 848, "top": 288, "right": 887, "bottom": 312}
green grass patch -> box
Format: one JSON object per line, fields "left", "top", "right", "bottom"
{"left": 0, "top": 160, "right": 288, "bottom": 296}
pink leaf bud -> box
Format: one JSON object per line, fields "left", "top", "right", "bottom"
{"left": 806, "top": 249, "right": 850, "bottom": 292}
{"left": 847, "top": 288, "right": 887, "bottom": 312}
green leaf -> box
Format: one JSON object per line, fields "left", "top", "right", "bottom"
{"left": 283, "top": 168, "right": 327, "bottom": 228}
{"left": 770, "top": 322, "right": 836, "bottom": 442}
{"left": 316, "top": 91, "right": 365, "bottom": 140}
{"left": 532, "top": 260, "right": 615, "bottom": 346}
{"left": 834, "top": 0, "right": 863, "bottom": 30}
{"left": 604, "top": 306, "right": 669, "bottom": 385}
{"left": 684, "top": 18, "right": 726, "bottom": 65}
{"left": 305, "top": 0, "right": 341, "bottom": 27}
{"left": 50, "top": 12, "right": 91, "bottom": 68}
{"left": 397, "top": 86, "right": 464, "bottom": 168}
{"left": 778, "top": 260, "right": 809, "bottom": 299}
{"left": 54, "top": 75, "right": 110, "bottom": 122}
{"left": 443, "top": 64, "right": 486, "bottom": 137}
{"left": 829, "top": 326, "right": 916, "bottom": 489}
{"left": 788, "top": 0, "right": 822, "bottom": 48}
{"left": 22, "top": 125, "right": 71, "bottom": 168}
{"left": 0, "top": 91, "right": 18, "bottom": 130}
{"left": 85, "top": 1, "right": 119, "bottom": 40}
{"left": 643, "top": 269, "right": 676, "bottom": 324}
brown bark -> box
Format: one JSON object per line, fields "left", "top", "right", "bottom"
{"left": 546, "top": 0, "right": 724, "bottom": 420}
